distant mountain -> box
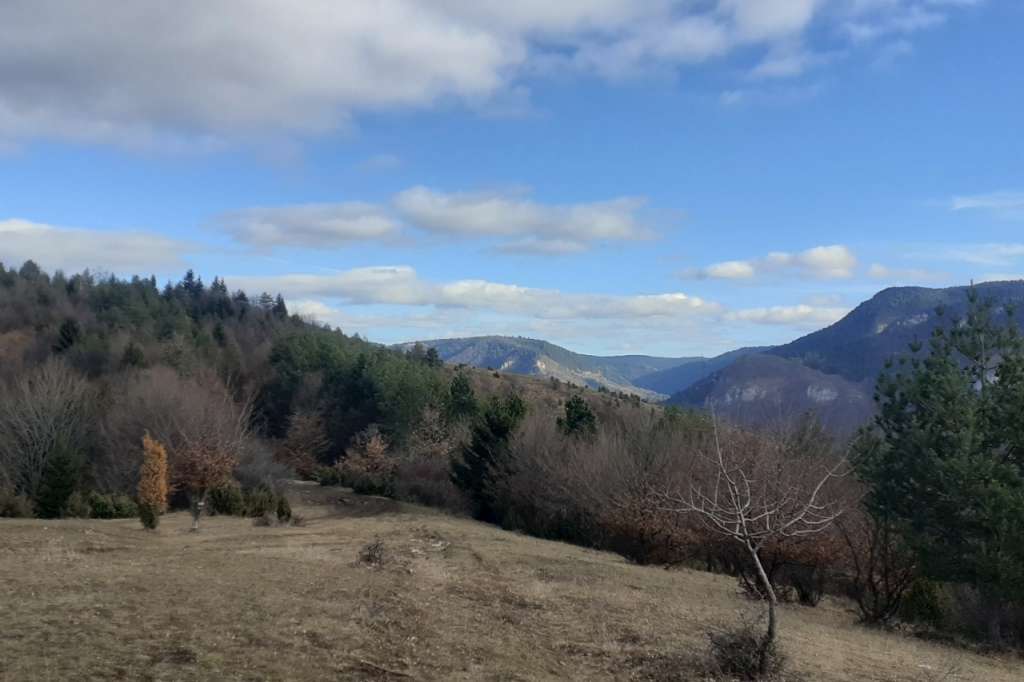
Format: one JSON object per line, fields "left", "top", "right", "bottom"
{"left": 632, "top": 347, "right": 767, "bottom": 395}
{"left": 667, "top": 280, "right": 1024, "bottom": 433}
{"left": 666, "top": 353, "right": 874, "bottom": 435}
{"left": 766, "top": 280, "right": 1024, "bottom": 382}
{"left": 394, "top": 336, "right": 699, "bottom": 399}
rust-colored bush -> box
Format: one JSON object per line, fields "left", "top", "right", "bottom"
{"left": 137, "top": 432, "right": 169, "bottom": 529}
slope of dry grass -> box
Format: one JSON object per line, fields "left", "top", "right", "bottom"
{"left": 1, "top": 483, "right": 1021, "bottom": 681}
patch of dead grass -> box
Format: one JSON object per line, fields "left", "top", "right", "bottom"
{"left": 0, "top": 483, "right": 1021, "bottom": 681}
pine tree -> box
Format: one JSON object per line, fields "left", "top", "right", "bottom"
{"left": 445, "top": 372, "right": 478, "bottom": 422}
{"left": 138, "top": 433, "right": 169, "bottom": 529}
{"left": 451, "top": 393, "right": 526, "bottom": 522}
{"left": 857, "top": 289, "right": 1024, "bottom": 604}
{"left": 35, "top": 440, "right": 79, "bottom": 518}
{"left": 557, "top": 394, "right": 597, "bottom": 438}
{"left": 53, "top": 318, "right": 81, "bottom": 354}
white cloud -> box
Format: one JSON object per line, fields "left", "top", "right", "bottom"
{"left": 693, "top": 244, "right": 858, "bottom": 280}
{"left": 217, "top": 203, "right": 400, "bottom": 249}
{"left": 0, "top": 218, "right": 191, "bottom": 273}
{"left": 228, "top": 266, "right": 718, "bottom": 321}
{"left": 950, "top": 191, "right": 1024, "bottom": 219}
{"left": 394, "top": 186, "right": 653, "bottom": 251}
{"left": 726, "top": 304, "right": 850, "bottom": 326}
{"left": 0, "top": 1, "right": 981, "bottom": 147}
{"left": 866, "top": 263, "right": 945, "bottom": 281}
{"left": 931, "top": 243, "right": 1024, "bottom": 267}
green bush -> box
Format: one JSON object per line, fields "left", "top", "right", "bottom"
{"left": 0, "top": 489, "right": 34, "bottom": 518}
{"left": 244, "top": 485, "right": 277, "bottom": 518}
{"left": 275, "top": 494, "right": 292, "bottom": 523}
{"left": 87, "top": 492, "right": 139, "bottom": 519}
{"left": 312, "top": 466, "right": 343, "bottom": 486}
{"left": 900, "top": 579, "right": 945, "bottom": 628}
{"left": 139, "top": 503, "right": 159, "bottom": 530}
{"left": 208, "top": 482, "right": 246, "bottom": 516}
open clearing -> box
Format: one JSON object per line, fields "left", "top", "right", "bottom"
{"left": 1, "top": 483, "right": 1021, "bottom": 681}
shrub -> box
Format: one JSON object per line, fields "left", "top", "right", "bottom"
{"left": 338, "top": 426, "right": 395, "bottom": 496}
{"left": 392, "top": 457, "right": 468, "bottom": 513}
{"left": 65, "top": 490, "right": 91, "bottom": 518}
{"left": 207, "top": 481, "right": 246, "bottom": 516}
{"left": 275, "top": 494, "right": 292, "bottom": 523}
{"left": 88, "top": 492, "right": 138, "bottom": 519}
{"left": 0, "top": 488, "right": 34, "bottom": 518}
{"left": 139, "top": 504, "right": 158, "bottom": 530}
{"left": 244, "top": 485, "right": 277, "bottom": 517}
{"left": 138, "top": 433, "right": 169, "bottom": 529}
{"left": 900, "top": 579, "right": 945, "bottom": 629}
{"left": 707, "top": 618, "right": 786, "bottom": 681}
{"left": 312, "top": 466, "right": 343, "bottom": 486}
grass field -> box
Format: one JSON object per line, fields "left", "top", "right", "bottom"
{"left": 1, "top": 483, "right": 1021, "bottom": 681}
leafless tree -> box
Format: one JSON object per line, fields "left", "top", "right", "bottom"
{"left": 0, "top": 359, "right": 91, "bottom": 499}
{"left": 100, "top": 367, "right": 254, "bottom": 529}
{"left": 652, "top": 417, "right": 847, "bottom": 674}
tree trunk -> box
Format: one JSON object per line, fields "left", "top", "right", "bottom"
{"left": 189, "top": 492, "right": 205, "bottom": 532}
{"left": 748, "top": 542, "right": 777, "bottom": 675}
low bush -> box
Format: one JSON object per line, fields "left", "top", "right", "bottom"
{"left": 392, "top": 456, "right": 468, "bottom": 513}
{"left": 87, "top": 492, "right": 138, "bottom": 519}
{"left": 65, "top": 490, "right": 91, "bottom": 518}
{"left": 275, "top": 494, "right": 292, "bottom": 523}
{"left": 312, "top": 466, "right": 343, "bottom": 486}
{"left": 244, "top": 485, "right": 277, "bottom": 518}
{"left": 207, "top": 481, "right": 246, "bottom": 516}
{"left": 707, "top": 618, "right": 786, "bottom": 681}
{"left": 0, "top": 488, "right": 34, "bottom": 517}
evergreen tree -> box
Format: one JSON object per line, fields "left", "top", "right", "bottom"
{"left": 121, "top": 341, "right": 145, "bottom": 368}
{"left": 272, "top": 294, "right": 288, "bottom": 318}
{"left": 53, "top": 318, "right": 82, "bottom": 354}
{"left": 857, "top": 289, "right": 1024, "bottom": 604}
{"left": 445, "top": 372, "right": 478, "bottom": 422}
{"left": 451, "top": 393, "right": 526, "bottom": 522}
{"left": 557, "top": 394, "right": 598, "bottom": 438}
{"left": 34, "top": 441, "right": 79, "bottom": 519}
{"left": 424, "top": 347, "right": 442, "bottom": 368}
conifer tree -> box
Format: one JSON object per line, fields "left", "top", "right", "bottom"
{"left": 451, "top": 393, "right": 526, "bottom": 522}
{"left": 557, "top": 394, "right": 597, "bottom": 438}
{"left": 857, "top": 289, "right": 1024, "bottom": 606}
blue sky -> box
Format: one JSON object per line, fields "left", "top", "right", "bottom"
{"left": 1, "top": 1, "right": 1022, "bottom": 356}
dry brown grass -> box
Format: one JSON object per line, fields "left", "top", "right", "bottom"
{"left": 0, "top": 482, "right": 1021, "bottom": 681}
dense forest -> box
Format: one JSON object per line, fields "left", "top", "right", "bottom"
{"left": 2, "top": 261, "right": 1024, "bottom": 662}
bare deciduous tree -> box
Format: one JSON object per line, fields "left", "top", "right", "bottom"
{"left": 0, "top": 359, "right": 91, "bottom": 499}
{"left": 652, "top": 418, "right": 847, "bottom": 675}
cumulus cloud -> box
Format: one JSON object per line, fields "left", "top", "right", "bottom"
{"left": 228, "top": 266, "right": 717, "bottom": 321}
{"left": 394, "top": 186, "right": 652, "bottom": 251}
{"left": 692, "top": 245, "right": 858, "bottom": 280}
{"left": 0, "top": 1, "right": 979, "bottom": 147}
{"left": 217, "top": 203, "right": 400, "bottom": 249}
{"left": 0, "top": 218, "right": 191, "bottom": 273}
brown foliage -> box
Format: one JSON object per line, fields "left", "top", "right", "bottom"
{"left": 276, "top": 411, "right": 329, "bottom": 478}
{"left": 338, "top": 426, "right": 395, "bottom": 495}
{"left": 138, "top": 432, "right": 169, "bottom": 516}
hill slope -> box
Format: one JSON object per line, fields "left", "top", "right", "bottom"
{"left": 2, "top": 484, "right": 1020, "bottom": 681}
{"left": 397, "top": 336, "right": 698, "bottom": 398}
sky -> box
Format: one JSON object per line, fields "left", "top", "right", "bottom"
{"left": 1, "top": 0, "right": 1023, "bottom": 357}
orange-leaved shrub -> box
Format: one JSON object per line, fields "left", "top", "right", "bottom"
{"left": 137, "top": 432, "right": 169, "bottom": 529}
